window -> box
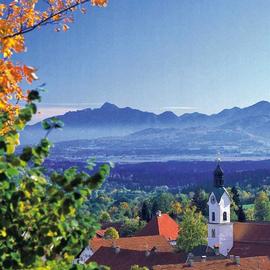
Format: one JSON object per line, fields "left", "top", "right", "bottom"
{"left": 211, "top": 229, "right": 215, "bottom": 238}
{"left": 212, "top": 212, "right": 215, "bottom": 222}
{"left": 223, "top": 211, "right": 227, "bottom": 221}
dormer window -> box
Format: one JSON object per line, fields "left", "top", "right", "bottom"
{"left": 212, "top": 212, "right": 215, "bottom": 222}
{"left": 223, "top": 211, "right": 227, "bottom": 221}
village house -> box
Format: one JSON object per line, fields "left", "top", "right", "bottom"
{"left": 77, "top": 163, "right": 270, "bottom": 269}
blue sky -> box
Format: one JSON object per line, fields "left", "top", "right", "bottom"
{"left": 17, "top": 0, "right": 270, "bottom": 120}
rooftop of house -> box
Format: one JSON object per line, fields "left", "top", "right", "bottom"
{"left": 152, "top": 256, "right": 270, "bottom": 270}
{"left": 95, "top": 229, "right": 107, "bottom": 238}
{"left": 233, "top": 222, "right": 270, "bottom": 242}
{"left": 230, "top": 242, "right": 270, "bottom": 258}
{"left": 87, "top": 247, "right": 186, "bottom": 270}
{"left": 135, "top": 212, "right": 179, "bottom": 241}
{"left": 90, "top": 235, "right": 174, "bottom": 253}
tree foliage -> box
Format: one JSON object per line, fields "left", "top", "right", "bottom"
{"left": 104, "top": 227, "right": 119, "bottom": 240}
{"left": 254, "top": 191, "right": 270, "bottom": 221}
{"left": 120, "top": 218, "right": 146, "bottom": 237}
{"left": 0, "top": 93, "right": 111, "bottom": 269}
{"left": 0, "top": 3, "right": 110, "bottom": 266}
{"left": 231, "top": 186, "right": 246, "bottom": 222}
{"left": 130, "top": 266, "right": 149, "bottom": 270}
{"left": 176, "top": 207, "right": 207, "bottom": 253}
{"left": 191, "top": 189, "right": 208, "bottom": 216}
{"left": 140, "top": 201, "right": 151, "bottom": 222}
{"left": 151, "top": 192, "right": 174, "bottom": 216}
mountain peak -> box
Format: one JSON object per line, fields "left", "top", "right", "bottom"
{"left": 100, "top": 102, "right": 119, "bottom": 110}
{"left": 252, "top": 100, "right": 270, "bottom": 107}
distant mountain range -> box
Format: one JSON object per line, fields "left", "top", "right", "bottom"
{"left": 21, "top": 101, "right": 270, "bottom": 161}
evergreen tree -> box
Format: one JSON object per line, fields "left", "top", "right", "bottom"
{"left": 192, "top": 189, "right": 208, "bottom": 216}
{"left": 176, "top": 207, "right": 207, "bottom": 252}
{"left": 151, "top": 201, "right": 159, "bottom": 217}
{"left": 231, "top": 186, "right": 241, "bottom": 206}
{"left": 141, "top": 201, "right": 151, "bottom": 222}
{"left": 231, "top": 186, "right": 246, "bottom": 222}
{"left": 237, "top": 205, "right": 246, "bottom": 222}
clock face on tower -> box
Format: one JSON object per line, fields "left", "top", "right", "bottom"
{"left": 211, "top": 195, "right": 216, "bottom": 204}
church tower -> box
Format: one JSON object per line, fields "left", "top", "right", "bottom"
{"left": 207, "top": 162, "right": 233, "bottom": 256}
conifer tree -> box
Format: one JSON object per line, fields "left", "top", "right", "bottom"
{"left": 192, "top": 189, "right": 208, "bottom": 216}
{"left": 141, "top": 201, "right": 151, "bottom": 222}
{"left": 231, "top": 186, "right": 246, "bottom": 222}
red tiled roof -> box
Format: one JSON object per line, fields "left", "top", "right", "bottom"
{"left": 230, "top": 222, "right": 270, "bottom": 258}
{"left": 90, "top": 235, "right": 174, "bottom": 253}
{"left": 87, "top": 247, "right": 186, "bottom": 270}
{"left": 95, "top": 229, "right": 107, "bottom": 238}
{"left": 152, "top": 256, "right": 270, "bottom": 270}
{"left": 233, "top": 222, "right": 270, "bottom": 242}
{"left": 136, "top": 214, "right": 179, "bottom": 241}
{"left": 230, "top": 242, "right": 270, "bottom": 257}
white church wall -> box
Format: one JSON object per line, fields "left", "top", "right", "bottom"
{"left": 208, "top": 223, "right": 233, "bottom": 256}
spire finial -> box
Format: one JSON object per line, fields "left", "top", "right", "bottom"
{"left": 214, "top": 153, "right": 224, "bottom": 187}
{"left": 216, "top": 152, "right": 222, "bottom": 164}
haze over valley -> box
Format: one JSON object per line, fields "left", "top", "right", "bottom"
{"left": 22, "top": 100, "right": 270, "bottom": 162}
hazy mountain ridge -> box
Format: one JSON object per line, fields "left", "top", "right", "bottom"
{"left": 21, "top": 100, "right": 270, "bottom": 160}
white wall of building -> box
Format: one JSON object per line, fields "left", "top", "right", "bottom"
{"left": 207, "top": 191, "right": 233, "bottom": 256}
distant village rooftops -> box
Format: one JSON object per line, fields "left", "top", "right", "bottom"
{"left": 152, "top": 256, "right": 270, "bottom": 270}
{"left": 80, "top": 163, "right": 270, "bottom": 269}
{"left": 233, "top": 222, "right": 270, "bottom": 242}
{"left": 87, "top": 247, "right": 186, "bottom": 270}
{"left": 135, "top": 212, "right": 179, "bottom": 241}
{"left": 90, "top": 235, "right": 174, "bottom": 253}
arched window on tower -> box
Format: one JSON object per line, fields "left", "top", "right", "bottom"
{"left": 223, "top": 211, "right": 227, "bottom": 221}
{"left": 212, "top": 212, "right": 215, "bottom": 222}
{"left": 211, "top": 229, "right": 216, "bottom": 238}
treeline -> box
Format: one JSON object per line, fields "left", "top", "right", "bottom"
{"left": 86, "top": 183, "right": 270, "bottom": 235}
{"left": 45, "top": 159, "right": 270, "bottom": 190}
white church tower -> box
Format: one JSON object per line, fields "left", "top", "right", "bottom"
{"left": 207, "top": 162, "right": 233, "bottom": 256}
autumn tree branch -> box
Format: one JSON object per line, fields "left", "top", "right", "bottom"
{"left": 3, "top": 0, "right": 91, "bottom": 39}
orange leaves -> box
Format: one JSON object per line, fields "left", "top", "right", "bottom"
{"left": 0, "top": 4, "right": 6, "bottom": 17}
{"left": 23, "top": 65, "right": 38, "bottom": 84}
{"left": 0, "top": 0, "right": 108, "bottom": 134}
{"left": 92, "top": 0, "right": 108, "bottom": 7}
{"left": 1, "top": 35, "right": 25, "bottom": 58}
{"left": 62, "top": 24, "right": 70, "bottom": 32}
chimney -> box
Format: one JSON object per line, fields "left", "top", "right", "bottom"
{"left": 234, "top": 256, "right": 240, "bottom": 265}
{"left": 151, "top": 246, "right": 157, "bottom": 253}
{"left": 187, "top": 258, "right": 194, "bottom": 267}
{"left": 186, "top": 253, "right": 194, "bottom": 267}
{"left": 145, "top": 250, "right": 150, "bottom": 257}
{"left": 114, "top": 246, "right": 120, "bottom": 254}
{"left": 201, "top": 255, "right": 206, "bottom": 262}
{"left": 213, "top": 245, "right": 220, "bottom": 256}
{"left": 156, "top": 210, "right": 162, "bottom": 217}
